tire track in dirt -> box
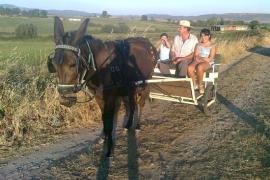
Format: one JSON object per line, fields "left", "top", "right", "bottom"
{"left": 1, "top": 47, "right": 270, "bottom": 179}
{"left": 0, "top": 128, "right": 103, "bottom": 179}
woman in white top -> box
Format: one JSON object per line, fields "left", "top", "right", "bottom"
{"left": 188, "top": 29, "right": 217, "bottom": 94}
{"left": 156, "top": 33, "right": 172, "bottom": 74}
{"left": 157, "top": 33, "right": 171, "bottom": 62}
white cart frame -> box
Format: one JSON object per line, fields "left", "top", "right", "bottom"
{"left": 141, "top": 63, "right": 220, "bottom": 113}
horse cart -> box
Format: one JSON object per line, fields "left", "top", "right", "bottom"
{"left": 136, "top": 63, "right": 220, "bottom": 114}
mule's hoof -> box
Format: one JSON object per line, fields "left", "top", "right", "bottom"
{"left": 98, "top": 138, "right": 104, "bottom": 144}
{"left": 124, "top": 124, "right": 132, "bottom": 130}
{"left": 135, "top": 129, "right": 141, "bottom": 136}
{"left": 123, "top": 128, "right": 128, "bottom": 134}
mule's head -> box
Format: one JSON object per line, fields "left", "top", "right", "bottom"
{"left": 48, "top": 16, "right": 90, "bottom": 107}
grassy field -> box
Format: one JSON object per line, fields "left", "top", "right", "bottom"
{"left": 0, "top": 15, "right": 267, "bottom": 150}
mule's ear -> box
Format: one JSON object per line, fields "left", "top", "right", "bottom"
{"left": 54, "top": 16, "right": 64, "bottom": 45}
{"left": 72, "top": 18, "right": 89, "bottom": 45}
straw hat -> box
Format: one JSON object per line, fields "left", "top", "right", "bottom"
{"left": 179, "top": 20, "right": 191, "bottom": 28}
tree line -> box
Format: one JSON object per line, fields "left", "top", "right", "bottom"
{"left": 141, "top": 15, "right": 262, "bottom": 29}
{"left": 0, "top": 7, "right": 47, "bottom": 17}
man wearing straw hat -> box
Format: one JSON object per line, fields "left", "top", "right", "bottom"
{"left": 171, "top": 20, "right": 198, "bottom": 78}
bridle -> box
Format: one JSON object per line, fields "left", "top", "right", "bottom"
{"left": 54, "top": 40, "right": 96, "bottom": 101}
{"left": 53, "top": 39, "right": 115, "bottom": 103}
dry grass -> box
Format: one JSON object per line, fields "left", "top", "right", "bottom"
{"left": 216, "top": 31, "right": 263, "bottom": 64}
{"left": 0, "top": 55, "right": 101, "bottom": 148}
{"left": 261, "top": 31, "right": 270, "bottom": 46}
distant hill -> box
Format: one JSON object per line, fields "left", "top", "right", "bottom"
{"left": 0, "top": 4, "right": 18, "bottom": 8}
{"left": 0, "top": 4, "right": 96, "bottom": 17}
{"left": 47, "top": 10, "right": 98, "bottom": 17}
{"left": 1, "top": 4, "right": 270, "bottom": 23}
{"left": 0, "top": 4, "right": 30, "bottom": 11}
{"left": 146, "top": 13, "right": 270, "bottom": 23}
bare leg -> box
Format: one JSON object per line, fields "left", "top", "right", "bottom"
{"left": 197, "top": 62, "right": 211, "bottom": 94}
{"left": 188, "top": 61, "right": 199, "bottom": 89}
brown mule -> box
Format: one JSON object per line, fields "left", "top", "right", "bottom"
{"left": 48, "top": 17, "right": 158, "bottom": 157}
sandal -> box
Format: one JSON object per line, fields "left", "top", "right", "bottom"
{"left": 199, "top": 85, "right": 204, "bottom": 94}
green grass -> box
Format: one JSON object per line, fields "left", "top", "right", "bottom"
{"left": 0, "top": 15, "right": 259, "bottom": 70}
{"left": 0, "top": 39, "right": 54, "bottom": 66}
{"left": 0, "top": 16, "right": 256, "bottom": 56}
{"left": 0, "top": 16, "right": 53, "bottom": 36}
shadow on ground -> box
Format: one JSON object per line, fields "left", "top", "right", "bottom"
{"left": 96, "top": 129, "right": 139, "bottom": 179}
{"left": 217, "top": 93, "right": 270, "bottom": 137}
{"left": 248, "top": 46, "right": 270, "bottom": 57}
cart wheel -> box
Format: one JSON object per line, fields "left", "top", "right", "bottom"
{"left": 202, "top": 83, "right": 215, "bottom": 114}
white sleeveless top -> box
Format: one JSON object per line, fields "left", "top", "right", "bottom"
{"left": 159, "top": 44, "right": 170, "bottom": 61}
{"left": 198, "top": 44, "right": 215, "bottom": 65}
{"left": 198, "top": 45, "right": 212, "bottom": 58}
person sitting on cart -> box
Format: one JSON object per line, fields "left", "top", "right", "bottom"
{"left": 171, "top": 20, "right": 198, "bottom": 78}
{"left": 187, "top": 28, "right": 217, "bottom": 94}
{"left": 156, "top": 33, "right": 172, "bottom": 75}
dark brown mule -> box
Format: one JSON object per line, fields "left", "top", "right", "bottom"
{"left": 48, "top": 17, "right": 157, "bottom": 157}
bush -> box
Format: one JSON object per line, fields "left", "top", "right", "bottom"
{"left": 100, "top": 23, "right": 130, "bottom": 33}
{"left": 100, "top": 24, "right": 115, "bottom": 33}
{"left": 117, "top": 23, "right": 130, "bottom": 33}
{"left": 15, "top": 24, "right": 38, "bottom": 38}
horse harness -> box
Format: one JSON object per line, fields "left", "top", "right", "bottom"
{"left": 110, "top": 40, "right": 146, "bottom": 88}
{"left": 49, "top": 39, "right": 145, "bottom": 100}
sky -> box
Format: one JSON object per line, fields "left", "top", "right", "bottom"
{"left": 0, "top": 0, "right": 270, "bottom": 16}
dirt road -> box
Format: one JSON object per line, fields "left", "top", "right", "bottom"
{"left": 1, "top": 46, "right": 270, "bottom": 179}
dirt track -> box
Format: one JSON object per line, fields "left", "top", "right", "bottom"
{"left": 1, "top": 46, "right": 270, "bottom": 179}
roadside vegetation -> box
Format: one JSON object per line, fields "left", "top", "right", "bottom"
{"left": 0, "top": 15, "right": 269, "bottom": 156}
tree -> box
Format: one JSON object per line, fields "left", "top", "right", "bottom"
{"left": 220, "top": 18, "right": 224, "bottom": 25}
{"left": 141, "top": 15, "right": 148, "bottom": 21}
{"left": 101, "top": 10, "right": 109, "bottom": 18}
{"left": 249, "top": 20, "right": 260, "bottom": 29}
{"left": 195, "top": 20, "right": 206, "bottom": 27}
{"left": 206, "top": 17, "right": 219, "bottom": 26}
{"left": 29, "top": 9, "right": 40, "bottom": 17}
{"left": 39, "top": 10, "right": 48, "bottom": 18}
{"left": 15, "top": 24, "right": 38, "bottom": 38}
{"left": 118, "top": 23, "right": 130, "bottom": 33}
{"left": 12, "top": 8, "right": 21, "bottom": 15}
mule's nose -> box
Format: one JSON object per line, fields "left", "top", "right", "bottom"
{"left": 59, "top": 94, "right": 77, "bottom": 107}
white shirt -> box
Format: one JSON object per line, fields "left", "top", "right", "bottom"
{"left": 159, "top": 44, "right": 170, "bottom": 61}
{"left": 172, "top": 34, "right": 198, "bottom": 57}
